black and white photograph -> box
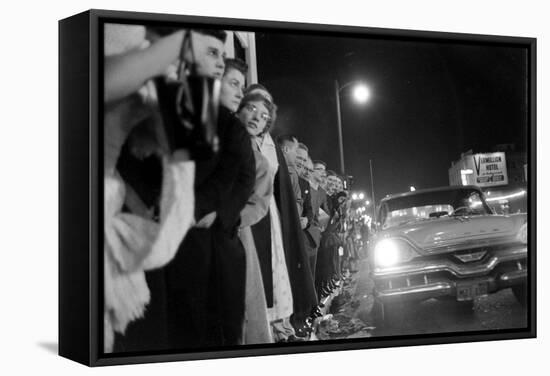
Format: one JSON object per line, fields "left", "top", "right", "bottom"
{"left": 99, "top": 14, "right": 533, "bottom": 360}
{"left": 5, "top": 0, "right": 550, "bottom": 374}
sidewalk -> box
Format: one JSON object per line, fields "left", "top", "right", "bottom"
{"left": 311, "top": 259, "right": 376, "bottom": 340}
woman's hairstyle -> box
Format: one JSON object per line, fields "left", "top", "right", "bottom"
{"left": 334, "top": 191, "right": 348, "bottom": 201}
{"left": 327, "top": 170, "right": 345, "bottom": 183}
{"left": 242, "top": 84, "right": 278, "bottom": 135}
{"left": 244, "top": 83, "right": 271, "bottom": 99}
{"left": 237, "top": 92, "right": 276, "bottom": 136}
{"left": 224, "top": 58, "right": 248, "bottom": 77}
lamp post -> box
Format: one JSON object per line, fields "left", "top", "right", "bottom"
{"left": 334, "top": 79, "right": 376, "bottom": 222}
{"left": 335, "top": 80, "right": 345, "bottom": 175}
{"left": 334, "top": 79, "right": 370, "bottom": 175}
{"left": 370, "top": 159, "right": 376, "bottom": 223}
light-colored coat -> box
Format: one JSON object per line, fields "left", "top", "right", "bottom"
{"left": 238, "top": 146, "right": 274, "bottom": 344}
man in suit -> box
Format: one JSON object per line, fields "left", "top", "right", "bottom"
{"left": 107, "top": 28, "right": 233, "bottom": 352}
{"left": 277, "top": 134, "right": 303, "bottom": 216}
{"left": 165, "top": 31, "right": 255, "bottom": 349}
{"left": 295, "top": 144, "right": 317, "bottom": 279}
{"left": 295, "top": 143, "right": 313, "bottom": 229}
{"left": 307, "top": 160, "right": 330, "bottom": 285}
{"left": 272, "top": 140, "right": 317, "bottom": 339}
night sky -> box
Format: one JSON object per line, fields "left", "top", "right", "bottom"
{"left": 255, "top": 31, "right": 528, "bottom": 201}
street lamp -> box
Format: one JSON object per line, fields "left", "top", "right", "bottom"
{"left": 352, "top": 191, "right": 366, "bottom": 201}
{"left": 353, "top": 85, "right": 371, "bottom": 103}
{"left": 334, "top": 79, "right": 376, "bottom": 224}
{"left": 334, "top": 80, "right": 370, "bottom": 175}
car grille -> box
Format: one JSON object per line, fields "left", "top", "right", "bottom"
{"left": 374, "top": 245, "right": 527, "bottom": 291}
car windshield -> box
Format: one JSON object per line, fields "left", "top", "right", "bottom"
{"left": 379, "top": 188, "right": 491, "bottom": 229}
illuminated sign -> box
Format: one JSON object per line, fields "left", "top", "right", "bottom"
{"left": 472, "top": 152, "right": 508, "bottom": 187}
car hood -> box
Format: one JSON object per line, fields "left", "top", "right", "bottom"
{"left": 378, "top": 213, "right": 527, "bottom": 252}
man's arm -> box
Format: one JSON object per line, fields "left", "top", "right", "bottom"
{"left": 320, "top": 189, "right": 331, "bottom": 215}
{"left": 300, "top": 179, "right": 314, "bottom": 224}
{"left": 104, "top": 30, "right": 185, "bottom": 103}
{"left": 224, "top": 125, "right": 256, "bottom": 228}
{"left": 195, "top": 112, "right": 255, "bottom": 227}
{"left": 193, "top": 110, "right": 242, "bottom": 221}
{"left": 290, "top": 170, "right": 303, "bottom": 215}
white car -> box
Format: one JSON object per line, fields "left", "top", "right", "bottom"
{"left": 369, "top": 186, "right": 528, "bottom": 326}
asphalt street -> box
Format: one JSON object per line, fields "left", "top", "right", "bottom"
{"left": 316, "top": 258, "right": 528, "bottom": 340}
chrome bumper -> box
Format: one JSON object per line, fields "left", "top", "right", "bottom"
{"left": 373, "top": 246, "right": 527, "bottom": 278}
{"left": 376, "top": 270, "right": 527, "bottom": 303}
{"left": 373, "top": 246, "right": 527, "bottom": 303}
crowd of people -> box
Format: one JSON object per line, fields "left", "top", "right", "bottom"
{"left": 103, "top": 24, "right": 366, "bottom": 353}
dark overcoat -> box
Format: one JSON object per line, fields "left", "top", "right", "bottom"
{"left": 251, "top": 144, "right": 318, "bottom": 319}
{"left": 165, "top": 106, "right": 255, "bottom": 348}
{"left": 273, "top": 145, "right": 318, "bottom": 320}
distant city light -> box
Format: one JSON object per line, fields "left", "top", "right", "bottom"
{"left": 352, "top": 192, "right": 366, "bottom": 201}
{"left": 460, "top": 169, "right": 473, "bottom": 186}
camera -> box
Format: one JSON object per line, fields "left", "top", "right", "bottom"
{"left": 154, "top": 74, "right": 221, "bottom": 160}
{"left": 152, "top": 29, "right": 221, "bottom": 161}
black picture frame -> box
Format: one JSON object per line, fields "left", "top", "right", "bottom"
{"left": 59, "top": 8, "right": 536, "bottom": 367}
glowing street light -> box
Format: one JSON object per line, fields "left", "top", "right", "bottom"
{"left": 334, "top": 79, "right": 376, "bottom": 223}
{"left": 353, "top": 84, "right": 370, "bottom": 103}
{"left": 352, "top": 192, "right": 366, "bottom": 201}
{"left": 335, "top": 80, "right": 370, "bottom": 174}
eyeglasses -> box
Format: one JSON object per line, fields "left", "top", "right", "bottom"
{"left": 244, "top": 103, "right": 271, "bottom": 121}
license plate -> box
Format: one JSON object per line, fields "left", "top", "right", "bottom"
{"left": 456, "top": 282, "right": 488, "bottom": 301}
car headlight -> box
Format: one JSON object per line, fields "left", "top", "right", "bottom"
{"left": 374, "top": 238, "right": 418, "bottom": 268}
{"left": 517, "top": 223, "right": 528, "bottom": 245}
